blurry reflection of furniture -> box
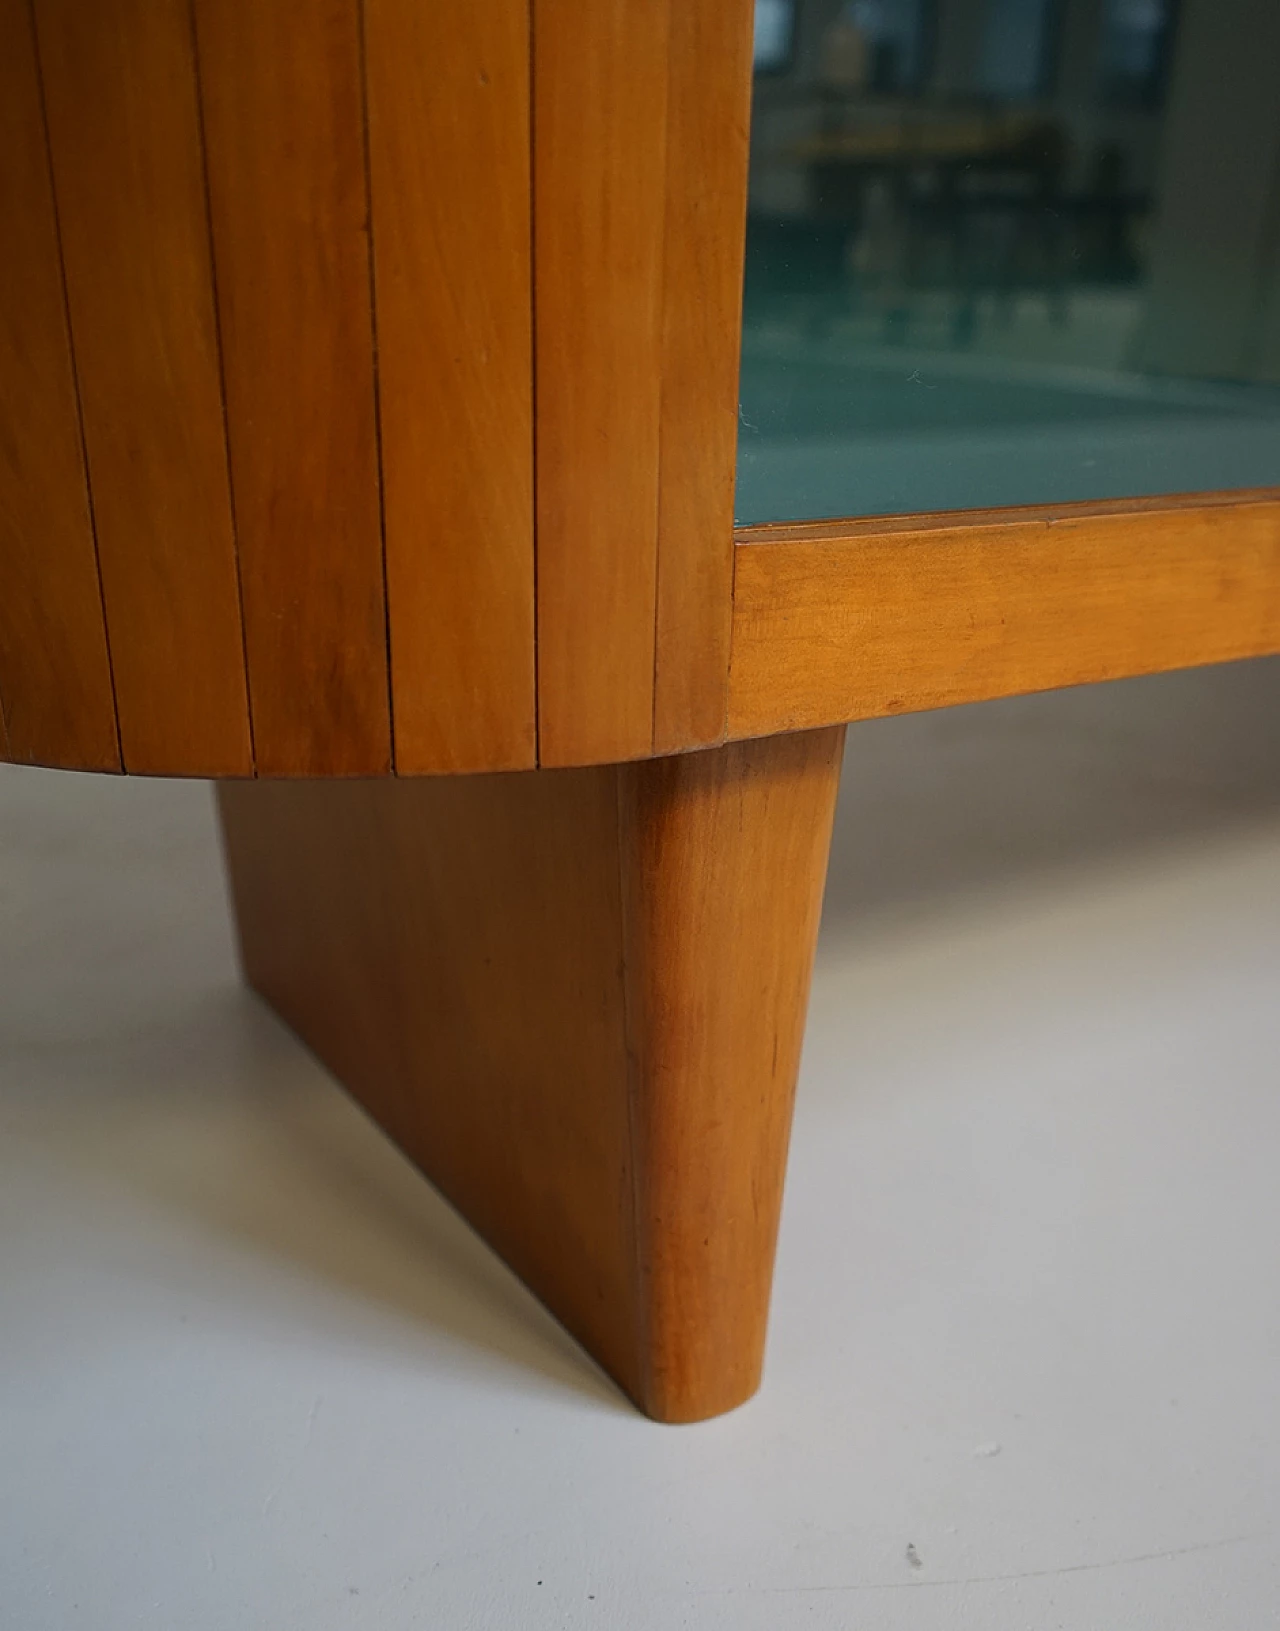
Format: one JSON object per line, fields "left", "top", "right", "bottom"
{"left": 786, "top": 104, "right": 1147, "bottom": 343}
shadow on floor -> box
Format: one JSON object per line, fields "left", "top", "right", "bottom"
{"left": 0, "top": 759, "right": 628, "bottom": 1414}
{"left": 7, "top": 990, "right": 629, "bottom": 1413}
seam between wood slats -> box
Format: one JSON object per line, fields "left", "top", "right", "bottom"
{"left": 648, "top": 23, "right": 668, "bottom": 763}
{"left": 187, "top": 0, "right": 257, "bottom": 777}
{"left": 649, "top": 198, "right": 666, "bottom": 756}
{"left": 28, "top": 0, "right": 124, "bottom": 772}
{"left": 647, "top": 0, "right": 675, "bottom": 761}
{"left": 530, "top": 0, "right": 542, "bottom": 769}
{"left": 356, "top": 0, "right": 398, "bottom": 777}
{"left": 649, "top": 0, "right": 674, "bottom": 763}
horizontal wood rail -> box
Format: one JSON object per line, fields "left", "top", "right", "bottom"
{"left": 728, "top": 490, "right": 1280, "bottom": 741}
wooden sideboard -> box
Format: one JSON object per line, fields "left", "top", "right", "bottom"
{"left": 4, "top": 0, "right": 1279, "bottom": 1419}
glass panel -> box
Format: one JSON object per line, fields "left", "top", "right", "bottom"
{"left": 738, "top": 0, "right": 1280, "bottom": 524}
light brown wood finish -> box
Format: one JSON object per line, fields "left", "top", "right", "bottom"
{"left": 367, "top": 0, "right": 536, "bottom": 774}
{"left": 729, "top": 492, "right": 1280, "bottom": 739}
{"left": 618, "top": 727, "right": 845, "bottom": 1416}
{"left": 217, "top": 724, "right": 844, "bottom": 1420}
{"left": 0, "top": 0, "right": 118, "bottom": 773}
{"left": 193, "top": 0, "right": 391, "bottom": 777}
{"left": 534, "top": 0, "right": 672, "bottom": 767}
{"left": 34, "top": 0, "right": 252, "bottom": 776}
{"left": 652, "top": 0, "right": 755, "bottom": 754}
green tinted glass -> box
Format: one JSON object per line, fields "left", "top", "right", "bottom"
{"left": 738, "top": 0, "right": 1280, "bottom": 524}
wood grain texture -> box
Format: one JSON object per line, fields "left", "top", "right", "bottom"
{"left": 193, "top": 0, "right": 391, "bottom": 776}
{"left": 218, "top": 766, "right": 639, "bottom": 1389}
{"left": 619, "top": 726, "right": 845, "bottom": 1418}
{"left": 652, "top": 0, "right": 754, "bottom": 754}
{"left": 35, "top": 0, "right": 252, "bottom": 776}
{"left": 534, "top": 0, "right": 672, "bottom": 767}
{"left": 217, "top": 725, "right": 844, "bottom": 1420}
{"left": 0, "top": 0, "right": 118, "bottom": 772}
{"left": 729, "top": 493, "right": 1280, "bottom": 738}
{"left": 366, "top": 0, "right": 535, "bottom": 773}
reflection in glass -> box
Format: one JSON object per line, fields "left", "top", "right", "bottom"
{"left": 754, "top": 0, "right": 797, "bottom": 71}
{"left": 738, "top": 0, "right": 1280, "bottom": 523}
{"left": 978, "top": 0, "right": 1058, "bottom": 98}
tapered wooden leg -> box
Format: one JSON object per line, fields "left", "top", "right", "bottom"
{"left": 216, "top": 726, "right": 844, "bottom": 1421}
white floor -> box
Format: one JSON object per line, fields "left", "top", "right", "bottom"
{"left": 3, "top": 660, "right": 1280, "bottom": 1629}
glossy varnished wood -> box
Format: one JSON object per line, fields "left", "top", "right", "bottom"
{"left": 534, "top": 0, "right": 672, "bottom": 767}
{"left": 367, "top": 0, "right": 536, "bottom": 773}
{"left": 729, "top": 493, "right": 1280, "bottom": 738}
{"left": 217, "top": 726, "right": 844, "bottom": 1420}
{"left": 34, "top": 0, "right": 252, "bottom": 776}
{"left": 0, "top": 0, "right": 118, "bottom": 772}
{"left": 618, "top": 728, "right": 845, "bottom": 1416}
{"left": 652, "top": 0, "right": 754, "bottom": 754}
{"left": 193, "top": 0, "right": 391, "bottom": 776}
{"left": 220, "top": 766, "right": 640, "bottom": 1391}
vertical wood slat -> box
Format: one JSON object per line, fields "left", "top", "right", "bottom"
{"left": 192, "top": 0, "right": 391, "bottom": 776}
{"left": 534, "top": 0, "right": 673, "bottom": 768}
{"left": 652, "top": 0, "right": 754, "bottom": 754}
{"left": 0, "top": 0, "right": 119, "bottom": 772}
{"left": 34, "top": 0, "right": 252, "bottom": 776}
{"left": 366, "top": 0, "right": 536, "bottom": 773}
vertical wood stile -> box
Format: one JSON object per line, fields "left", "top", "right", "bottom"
{"left": 193, "top": 0, "right": 392, "bottom": 776}
{"left": 533, "top": 0, "right": 673, "bottom": 767}
{"left": 0, "top": 0, "right": 119, "bottom": 772}
{"left": 652, "top": 0, "right": 755, "bottom": 754}
{"left": 365, "top": 0, "right": 537, "bottom": 773}
{"left": 34, "top": 0, "right": 253, "bottom": 775}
